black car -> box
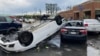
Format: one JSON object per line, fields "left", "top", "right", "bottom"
{"left": 60, "top": 20, "right": 87, "bottom": 43}
{"left": 0, "top": 16, "right": 22, "bottom": 34}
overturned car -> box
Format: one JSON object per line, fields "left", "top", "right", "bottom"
{"left": 0, "top": 15, "right": 66, "bottom": 52}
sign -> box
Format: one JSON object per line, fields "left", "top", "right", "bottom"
{"left": 78, "top": 5, "right": 84, "bottom": 11}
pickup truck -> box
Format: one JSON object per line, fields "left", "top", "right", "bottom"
{"left": 0, "top": 16, "right": 22, "bottom": 34}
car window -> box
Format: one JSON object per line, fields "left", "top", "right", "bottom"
{"left": 76, "top": 22, "right": 83, "bottom": 26}
{"left": 6, "top": 17, "right": 13, "bottom": 23}
{"left": 66, "top": 22, "right": 76, "bottom": 26}
{"left": 66, "top": 23, "right": 72, "bottom": 26}
{"left": 0, "top": 17, "right": 7, "bottom": 22}
{"left": 66, "top": 22, "right": 83, "bottom": 27}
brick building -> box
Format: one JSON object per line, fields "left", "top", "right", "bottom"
{"left": 60, "top": 0, "right": 100, "bottom": 20}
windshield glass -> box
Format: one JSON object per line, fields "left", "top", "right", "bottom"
{"left": 66, "top": 22, "right": 83, "bottom": 27}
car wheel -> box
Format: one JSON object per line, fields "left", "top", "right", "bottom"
{"left": 18, "top": 31, "right": 33, "bottom": 46}
{"left": 54, "top": 15, "right": 62, "bottom": 25}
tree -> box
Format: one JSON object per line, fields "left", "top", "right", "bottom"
{"left": 45, "top": 3, "right": 60, "bottom": 15}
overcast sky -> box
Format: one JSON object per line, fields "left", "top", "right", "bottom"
{"left": 0, "top": 0, "right": 88, "bottom": 15}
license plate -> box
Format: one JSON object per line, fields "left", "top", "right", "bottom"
{"left": 70, "top": 32, "right": 76, "bottom": 34}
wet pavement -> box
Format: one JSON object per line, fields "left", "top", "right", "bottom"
{"left": 87, "top": 33, "right": 100, "bottom": 56}
{"left": 62, "top": 43, "right": 86, "bottom": 56}
{"left": 0, "top": 32, "right": 100, "bottom": 56}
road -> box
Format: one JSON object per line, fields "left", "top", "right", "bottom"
{"left": 0, "top": 23, "right": 99, "bottom": 56}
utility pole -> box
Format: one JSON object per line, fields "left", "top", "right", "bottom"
{"left": 39, "top": 9, "right": 42, "bottom": 15}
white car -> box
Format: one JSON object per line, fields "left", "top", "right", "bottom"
{"left": 19, "top": 18, "right": 24, "bottom": 22}
{"left": 83, "top": 19, "right": 100, "bottom": 32}
{"left": 0, "top": 15, "right": 66, "bottom": 52}
{"left": 24, "top": 19, "right": 30, "bottom": 23}
{"left": 24, "top": 19, "right": 35, "bottom": 23}
{"left": 28, "top": 19, "right": 35, "bottom": 23}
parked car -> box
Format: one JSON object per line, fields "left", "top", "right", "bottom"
{"left": 19, "top": 18, "right": 24, "bottom": 22}
{"left": 28, "top": 19, "right": 35, "bottom": 23}
{"left": 0, "top": 16, "right": 22, "bottom": 34}
{"left": 60, "top": 20, "right": 87, "bottom": 43}
{"left": 24, "top": 18, "right": 29, "bottom": 23}
{"left": 83, "top": 19, "right": 100, "bottom": 33}
{"left": 24, "top": 19, "right": 35, "bottom": 23}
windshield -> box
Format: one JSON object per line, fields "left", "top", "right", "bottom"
{"left": 66, "top": 22, "right": 83, "bottom": 27}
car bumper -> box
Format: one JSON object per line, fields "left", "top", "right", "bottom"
{"left": 86, "top": 27, "right": 100, "bottom": 32}
{"left": 61, "top": 34, "right": 87, "bottom": 41}
{"left": 0, "top": 40, "right": 24, "bottom": 52}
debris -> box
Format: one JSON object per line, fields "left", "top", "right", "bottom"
{"left": 55, "top": 52, "right": 62, "bottom": 55}
{"left": 87, "top": 40, "right": 100, "bottom": 50}
{"left": 65, "top": 48, "right": 72, "bottom": 52}
{"left": 94, "top": 41, "right": 100, "bottom": 49}
{"left": 37, "top": 47, "right": 40, "bottom": 52}
{"left": 87, "top": 40, "right": 95, "bottom": 47}
{"left": 87, "top": 46, "right": 99, "bottom": 56}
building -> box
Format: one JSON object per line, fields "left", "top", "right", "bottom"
{"left": 60, "top": 0, "right": 100, "bottom": 20}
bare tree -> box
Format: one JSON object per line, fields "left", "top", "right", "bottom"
{"left": 45, "top": 3, "right": 60, "bottom": 15}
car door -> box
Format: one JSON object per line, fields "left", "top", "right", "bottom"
{"left": 0, "top": 16, "right": 10, "bottom": 31}
{"left": 6, "top": 17, "right": 17, "bottom": 29}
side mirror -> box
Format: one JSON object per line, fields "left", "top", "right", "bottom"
{"left": 54, "top": 15, "right": 62, "bottom": 25}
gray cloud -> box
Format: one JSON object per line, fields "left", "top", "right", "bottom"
{"left": 0, "top": 0, "right": 88, "bottom": 15}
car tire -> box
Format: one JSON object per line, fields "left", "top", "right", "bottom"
{"left": 18, "top": 31, "right": 33, "bottom": 46}
{"left": 54, "top": 15, "right": 62, "bottom": 25}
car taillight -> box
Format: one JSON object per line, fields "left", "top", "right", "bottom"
{"left": 84, "top": 24, "right": 88, "bottom": 27}
{"left": 80, "top": 30, "right": 87, "bottom": 35}
{"left": 60, "top": 28, "right": 67, "bottom": 32}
